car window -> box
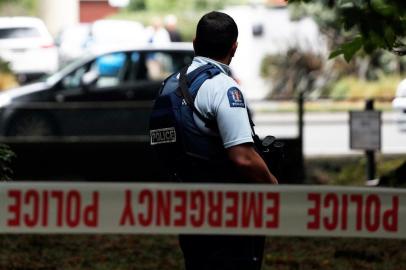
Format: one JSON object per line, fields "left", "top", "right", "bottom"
{"left": 61, "top": 52, "right": 131, "bottom": 90}
{"left": 61, "top": 63, "right": 89, "bottom": 89}
{"left": 93, "top": 52, "right": 127, "bottom": 88}
{"left": 145, "top": 51, "right": 193, "bottom": 81}
{"left": 0, "top": 27, "right": 41, "bottom": 39}
{"left": 60, "top": 50, "right": 193, "bottom": 90}
{"left": 121, "top": 52, "right": 142, "bottom": 81}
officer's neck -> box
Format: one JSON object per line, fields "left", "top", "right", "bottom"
{"left": 211, "top": 56, "right": 232, "bottom": 66}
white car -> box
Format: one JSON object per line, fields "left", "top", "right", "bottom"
{"left": 0, "top": 16, "right": 59, "bottom": 83}
{"left": 57, "top": 20, "right": 147, "bottom": 68}
{"left": 392, "top": 79, "right": 406, "bottom": 131}
{"left": 56, "top": 23, "right": 91, "bottom": 68}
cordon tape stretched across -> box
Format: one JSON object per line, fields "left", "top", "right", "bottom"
{"left": 0, "top": 182, "right": 404, "bottom": 239}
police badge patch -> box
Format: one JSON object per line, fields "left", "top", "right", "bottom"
{"left": 227, "top": 87, "right": 245, "bottom": 108}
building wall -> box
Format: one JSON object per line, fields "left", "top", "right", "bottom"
{"left": 39, "top": 0, "right": 79, "bottom": 36}
{"left": 80, "top": 0, "right": 119, "bottom": 23}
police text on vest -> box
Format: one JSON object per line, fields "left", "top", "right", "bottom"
{"left": 150, "top": 127, "right": 177, "bottom": 145}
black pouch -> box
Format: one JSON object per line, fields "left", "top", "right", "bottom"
{"left": 253, "top": 134, "right": 285, "bottom": 179}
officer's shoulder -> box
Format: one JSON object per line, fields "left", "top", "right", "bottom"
{"left": 210, "top": 72, "right": 239, "bottom": 88}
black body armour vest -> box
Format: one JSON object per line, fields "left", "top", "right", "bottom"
{"left": 149, "top": 64, "right": 252, "bottom": 183}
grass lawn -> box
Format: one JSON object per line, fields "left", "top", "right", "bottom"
{"left": 1, "top": 234, "right": 406, "bottom": 269}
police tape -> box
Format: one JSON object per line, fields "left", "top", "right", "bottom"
{"left": 0, "top": 182, "right": 405, "bottom": 238}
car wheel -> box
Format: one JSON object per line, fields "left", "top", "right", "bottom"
{"left": 7, "top": 114, "right": 57, "bottom": 137}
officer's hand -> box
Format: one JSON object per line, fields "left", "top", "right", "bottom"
{"left": 270, "top": 173, "right": 278, "bottom": 185}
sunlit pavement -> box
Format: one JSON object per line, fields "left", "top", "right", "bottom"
{"left": 251, "top": 107, "right": 406, "bottom": 156}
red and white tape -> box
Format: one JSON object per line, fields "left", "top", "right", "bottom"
{"left": 1, "top": 182, "right": 405, "bottom": 238}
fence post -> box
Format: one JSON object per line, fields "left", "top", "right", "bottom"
{"left": 298, "top": 91, "right": 304, "bottom": 149}
{"left": 365, "top": 99, "right": 376, "bottom": 181}
{"left": 297, "top": 91, "right": 305, "bottom": 183}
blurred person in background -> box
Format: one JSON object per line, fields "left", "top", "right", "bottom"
{"left": 145, "top": 17, "right": 170, "bottom": 44}
{"left": 164, "top": 14, "right": 182, "bottom": 42}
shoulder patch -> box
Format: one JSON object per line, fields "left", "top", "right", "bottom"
{"left": 227, "top": 87, "right": 245, "bottom": 108}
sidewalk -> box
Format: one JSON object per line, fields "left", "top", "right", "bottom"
{"left": 253, "top": 111, "right": 398, "bottom": 125}
{"left": 249, "top": 99, "right": 394, "bottom": 113}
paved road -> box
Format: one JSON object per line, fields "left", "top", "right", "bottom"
{"left": 251, "top": 110, "right": 406, "bottom": 157}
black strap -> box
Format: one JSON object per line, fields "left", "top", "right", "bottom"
{"left": 247, "top": 108, "right": 258, "bottom": 135}
{"left": 179, "top": 65, "right": 258, "bottom": 135}
{"left": 179, "top": 66, "right": 217, "bottom": 130}
{"left": 246, "top": 107, "right": 263, "bottom": 149}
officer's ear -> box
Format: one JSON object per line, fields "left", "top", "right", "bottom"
{"left": 193, "top": 38, "right": 197, "bottom": 52}
{"left": 230, "top": 41, "right": 238, "bottom": 58}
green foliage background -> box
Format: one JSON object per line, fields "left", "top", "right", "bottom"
{"left": 127, "top": 0, "right": 246, "bottom": 11}
{"left": 0, "top": 0, "right": 36, "bottom": 15}
{"left": 288, "top": 0, "right": 406, "bottom": 60}
{"left": 259, "top": 1, "right": 406, "bottom": 99}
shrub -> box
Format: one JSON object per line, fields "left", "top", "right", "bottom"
{"left": 329, "top": 75, "right": 402, "bottom": 100}
{"left": 306, "top": 155, "right": 406, "bottom": 187}
{"left": 0, "top": 58, "right": 18, "bottom": 90}
{"left": 0, "top": 144, "right": 15, "bottom": 181}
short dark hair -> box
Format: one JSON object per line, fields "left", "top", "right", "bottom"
{"left": 194, "top": 11, "right": 238, "bottom": 59}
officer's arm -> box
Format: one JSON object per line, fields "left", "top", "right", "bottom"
{"left": 227, "top": 143, "right": 278, "bottom": 184}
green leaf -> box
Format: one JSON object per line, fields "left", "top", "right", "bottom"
{"left": 328, "top": 37, "right": 363, "bottom": 61}
{"left": 384, "top": 27, "right": 396, "bottom": 46}
{"left": 363, "top": 40, "right": 377, "bottom": 54}
{"left": 341, "top": 36, "right": 363, "bottom": 62}
{"left": 339, "top": 1, "right": 355, "bottom": 9}
{"left": 368, "top": 31, "right": 387, "bottom": 47}
{"left": 371, "top": 0, "right": 395, "bottom": 16}
{"left": 328, "top": 49, "right": 344, "bottom": 59}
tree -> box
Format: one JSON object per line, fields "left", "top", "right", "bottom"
{"left": 0, "top": 0, "right": 36, "bottom": 15}
{"left": 128, "top": 0, "right": 146, "bottom": 10}
{"left": 288, "top": 0, "right": 406, "bottom": 61}
{"left": 261, "top": 49, "right": 325, "bottom": 98}
{"left": 288, "top": 1, "right": 406, "bottom": 79}
{"left": 261, "top": 1, "right": 406, "bottom": 99}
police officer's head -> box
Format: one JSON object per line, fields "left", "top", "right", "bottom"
{"left": 194, "top": 11, "right": 238, "bottom": 64}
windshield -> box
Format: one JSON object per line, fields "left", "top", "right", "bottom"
{"left": 42, "top": 56, "right": 93, "bottom": 86}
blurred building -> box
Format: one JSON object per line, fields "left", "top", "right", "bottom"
{"left": 266, "top": 0, "right": 287, "bottom": 7}
{"left": 250, "top": 0, "right": 287, "bottom": 7}
{"left": 80, "top": 0, "right": 119, "bottom": 23}
{"left": 39, "top": 0, "right": 128, "bottom": 36}
{"left": 39, "top": 0, "right": 79, "bottom": 35}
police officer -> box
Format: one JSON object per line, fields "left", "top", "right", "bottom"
{"left": 150, "top": 11, "right": 278, "bottom": 270}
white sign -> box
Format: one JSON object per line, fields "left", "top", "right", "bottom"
{"left": 1, "top": 182, "right": 404, "bottom": 239}
{"left": 350, "top": 111, "right": 381, "bottom": 150}
{"left": 108, "top": 0, "right": 130, "bottom": 7}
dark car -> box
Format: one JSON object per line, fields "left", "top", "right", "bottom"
{"left": 0, "top": 43, "right": 194, "bottom": 139}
